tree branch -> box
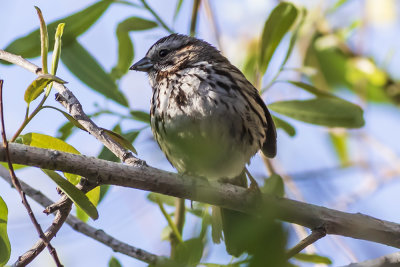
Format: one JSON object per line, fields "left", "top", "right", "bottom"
{"left": 341, "top": 252, "right": 400, "bottom": 267}
{"left": 2, "top": 143, "right": 400, "bottom": 250}
{"left": 0, "top": 49, "right": 143, "bottom": 167}
{"left": 286, "top": 228, "right": 326, "bottom": 259}
{"left": 0, "top": 166, "right": 164, "bottom": 265}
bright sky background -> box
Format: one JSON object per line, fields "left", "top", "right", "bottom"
{"left": 1, "top": 0, "right": 400, "bottom": 266}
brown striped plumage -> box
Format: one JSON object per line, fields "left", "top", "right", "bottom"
{"left": 130, "top": 34, "right": 277, "bottom": 256}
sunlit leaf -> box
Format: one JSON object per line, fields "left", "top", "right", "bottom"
{"left": 43, "top": 105, "right": 86, "bottom": 131}
{"left": 130, "top": 110, "right": 150, "bottom": 124}
{"left": 259, "top": 2, "right": 298, "bottom": 74}
{"left": 61, "top": 40, "right": 129, "bottom": 107}
{"left": 24, "top": 74, "right": 66, "bottom": 104}
{"left": 108, "top": 256, "right": 122, "bottom": 267}
{"left": 269, "top": 98, "right": 365, "bottom": 128}
{"left": 111, "top": 17, "right": 158, "bottom": 80}
{"left": 329, "top": 131, "right": 349, "bottom": 167}
{"left": 294, "top": 253, "right": 332, "bottom": 264}
{"left": 3, "top": 0, "right": 112, "bottom": 61}
{"left": 42, "top": 169, "right": 98, "bottom": 220}
{"left": 285, "top": 81, "right": 334, "bottom": 98}
{"left": 19, "top": 132, "right": 81, "bottom": 184}
{"left": 50, "top": 23, "right": 65, "bottom": 76}
{"left": 0, "top": 196, "right": 11, "bottom": 266}
{"left": 76, "top": 186, "right": 100, "bottom": 222}
{"left": 272, "top": 115, "right": 296, "bottom": 137}
{"left": 35, "top": 6, "right": 49, "bottom": 74}
{"left": 103, "top": 128, "right": 138, "bottom": 155}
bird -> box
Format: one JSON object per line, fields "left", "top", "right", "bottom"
{"left": 130, "top": 33, "right": 277, "bottom": 256}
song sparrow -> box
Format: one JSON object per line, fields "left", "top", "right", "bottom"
{"left": 130, "top": 33, "right": 277, "bottom": 255}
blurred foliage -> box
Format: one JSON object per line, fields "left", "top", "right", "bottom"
{"left": 2, "top": 0, "right": 400, "bottom": 266}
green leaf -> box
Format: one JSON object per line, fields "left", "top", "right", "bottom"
{"left": 272, "top": 115, "right": 296, "bottom": 137}
{"left": 42, "top": 169, "right": 99, "bottom": 220}
{"left": 50, "top": 23, "right": 65, "bottom": 76}
{"left": 173, "top": 0, "right": 185, "bottom": 22}
{"left": 42, "top": 105, "right": 86, "bottom": 132}
{"left": 268, "top": 98, "right": 365, "bottom": 128}
{"left": 108, "top": 256, "right": 122, "bottom": 267}
{"left": 35, "top": 6, "right": 49, "bottom": 74}
{"left": 111, "top": 17, "right": 158, "bottom": 80}
{"left": 286, "top": 81, "right": 335, "bottom": 98}
{"left": 103, "top": 128, "right": 138, "bottom": 154}
{"left": 130, "top": 110, "right": 150, "bottom": 124}
{"left": 19, "top": 132, "right": 81, "bottom": 184}
{"left": 262, "top": 174, "right": 284, "bottom": 197}
{"left": 3, "top": 0, "right": 112, "bottom": 61}
{"left": 24, "top": 74, "right": 67, "bottom": 104}
{"left": 175, "top": 238, "right": 204, "bottom": 265}
{"left": 76, "top": 186, "right": 100, "bottom": 222}
{"left": 294, "top": 253, "right": 332, "bottom": 264}
{"left": 329, "top": 131, "right": 349, "bottom": 167}
{"left": 61, "top": 40, "right": 129, "bottom": 107}
{"left": 280, "top": 8, "right": 306, "bottom": 69}
{"left": 147, "top": 192, "right": 175, "bottom": 206}
{"left": 56, "top": 121, "right": 75, "bottom": 140}
{"left": 0, "top": 196, "right": 11, "bottom": 266}
{"left": 259, "top": 2, "right": 298, "bottom": 74}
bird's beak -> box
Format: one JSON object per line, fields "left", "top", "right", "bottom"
{"left": 129, "top": 57, "right": 153, "bottom": 72}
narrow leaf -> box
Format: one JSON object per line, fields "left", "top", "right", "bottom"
{"left": 76, "top": 186, "right": 100, "bottom": 222}
{"left": 50, "top": 23, "right": 65, "bottom": 76}
{"left": 111, "top": 17, "right": 158, "bottom": 80}
{"left": 329, "top": 131, "right": 349, "bottom": 166}
{"left": 61, "top": 40, "right": 129, "bottom": 107}
{"left": 42, "top": 169, "right": 99, "bottom": 220}
{"left": 294, "top": 253, "right": 332, "bottom": 264}
{"left": 42, "top": 105, "right": 86, "bottom": 131}
{"left": 102, "top": 128, "right": 138, "bottom": 154}
{"left": 0, "top": 196, "right": 11, "bottom": 266}
{"left": 24, "top": 74, "right": 67, "bottom": 103}
{"left": 130, "top": 110, "right": 150, "bottom": 124}
{"left": 269, "top": 98, "right": 365, "bottom": 128}
{"left": 272, "top": 115, "right": 296, "bottom": 137}
{"left": 3, "top": 0, "right": 112, "bottom": 60}
{"left": 35, "top": 6, "right": 49, "bottom": 74}
{"left": 173, "top": 0, "right": 185, "bottom": 22}
{"left": 259, "top": 2, "right": 298, "bottom": 74}
{"left": 285, "top": 81, "right": 334, "bottom": 98}
{"left": 108, "top": 256, "right": 122, "bottom": 267}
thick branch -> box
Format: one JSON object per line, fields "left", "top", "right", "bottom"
{"left": 341, "top": 252, "right": 400, "bottom": 267}
{"left": 0, "top": 166, "right": 162, "bottom": 265}
{"left": 2, "top": 143, "right": 400, "bottom": 249}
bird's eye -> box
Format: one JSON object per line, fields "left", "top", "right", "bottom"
{"left": 158, "top": 49, "right": 169, "bottom": 58}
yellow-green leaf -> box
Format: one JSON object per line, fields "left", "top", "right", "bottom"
{"left": 19, "top": 132, "right": 81, "bottom": 183}
{"left": 272, "top": 115, "right": 296, "bottom": 137}
{"left": 294, "top": 253, "right": 332, "bottom": 264}
{"left": 24, "top": 74, "right": 67, "bottom": 104}
{"left": 108, "top": 256, "right": 122, "bottom": 267}
{"left": 42, "top": 170, "right": 99, "bottom": 220}
{"left": 259, "top": 2, "right": 298, "bottom": 74}
{"left": 76, "top": 186, "right": 100, "bottom": 222}
{"left": 130, "top": 110, "right": 150, "bottom": 124}
{"left": 0, "top": 196, "right": 11, "bottom": 266}
{"left": 35, "top": 6, "right": 49, "bottom": 74}
{"left": 269, "top": 98, "right": 365, "bottom": 128}
{"left": 42, "top": 106, "right": 86, "bottom": 132}
{"left": 50, "top": 23, "right": 65, "bottom": 76}
{"left": 103, "top": 128, "right": 137, "bottom": 154}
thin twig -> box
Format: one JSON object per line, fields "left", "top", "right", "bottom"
{"left": 0, "top": 165, "right": 163, "bottom": 265}
{"left": 0, "top": 80, "right": 63, "bottom": 267}
{"left": 171, "top": 198, "right": 185, "bottom": 259}
{"left": 140, "top": 0, "right": 173, "bottom": 33}
{"left": 190, "top": 0, "right": 201, "bottom": 36}
{"left": 286, "top": 228, "right": 326, "bottom": 259}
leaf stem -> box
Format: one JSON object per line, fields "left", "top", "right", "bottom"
{"left": 156, "top": 196, "right": 183, "bottom": 244}
{"left": 140, "top": 0, "right": 173, "bottom": 33}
